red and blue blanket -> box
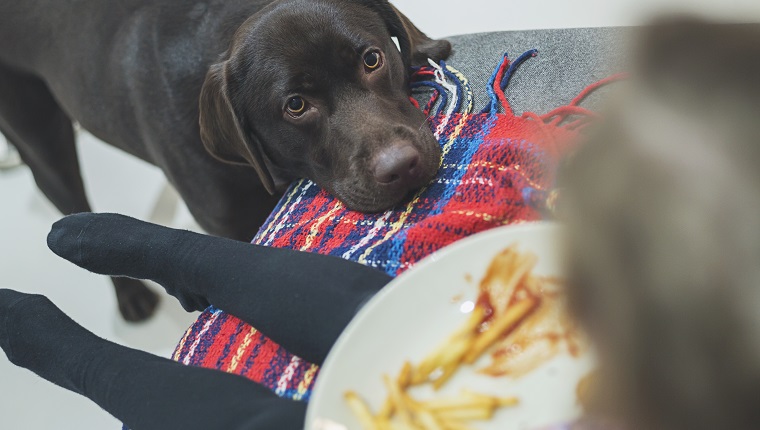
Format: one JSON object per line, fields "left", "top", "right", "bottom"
{"left": 168, "top": 51, "right": 619, "bottom": 401}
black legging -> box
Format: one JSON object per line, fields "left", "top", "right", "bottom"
{"left": 0, "top": 213, "right": 393, "bottom": 430}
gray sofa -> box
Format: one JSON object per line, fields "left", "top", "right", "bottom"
{"left": 444, "top": 28, "right": 628, "bottom": 114}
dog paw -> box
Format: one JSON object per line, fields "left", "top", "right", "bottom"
{"left": 113, "top": 278, "right": 160, "bottom": 322}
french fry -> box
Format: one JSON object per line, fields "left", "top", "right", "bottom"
{"left": 343, "top": 246, "right": 565, "bottom": 430}
{"left": 377, "top": 398, "right": 394, "bottom": 420}
{"left": 414, "top": 306, "right": 486, "bottom": 384}
{"left": 421, "top": 399, "right": 488, "bottom": 411}
{"left": 374, "top": 416, "right": 392, "bottom": 430}
{"left": 421, "top": 396, "right": 495, "bottom": 411}
{"left": 398, "top": 361, "right": 414, "bottom": 388}
{"left": 431, "top": 361, "right": 459, "bottom": 390}
{"left": 463, "top": 296, "right": 539, "bottom": 364}
{"left": 387, "top": 421, "right": 419, "bottom": 430}
{"left": 414, "top": 336, "right": 462, "bottom": 382}
{"left": 453, "top": 305, "right": 487, "bottom": 337}
{"left": 439, "top": 420, "right": 476, "bottom": 430}
{"left": 405, "top": 400, "right": 445, "bottom": 430}
{"left": 344, "top": 391, "right": 376, "bottom": 430}
{"left": 379, "top": 361, "right": 414, "bottom": 418}
{"left": 481, "top": 249, "right": 537, "bottom": 312}
{"left": 503, "top": 252, "right": 537, "bottom": 294}
{"left": 413, "top": 342, "right": 449, "bottom": 384}
{"left": 415, "top": 408, "right": 446, "bottom": 430}
{"left": 383, "top": 374, "right": 416, "bottom": 427}
{"left": 425, "top": 333, "right": 475, "bottom": 386}
{"left": 576, "top": 371, "right": 597, "bottom": 411}
{"left": 460, "top": 389, "right": 519, "bottom": 408}
{"left": 434, "top": 406, "right": 494, "bottom": 422}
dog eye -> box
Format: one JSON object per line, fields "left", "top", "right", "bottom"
{"left": 363, "top": 51, "right": 382, "bottom": 70}
{"left": 286, "top": 96, "right": 306, "bottom": 116}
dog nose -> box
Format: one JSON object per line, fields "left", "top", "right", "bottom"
{"left": 373, "top": 143, "right": 422, "bottom": 185}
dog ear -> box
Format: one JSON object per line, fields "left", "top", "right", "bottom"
{"left": 360, "top": 1, "right": 452, "bottom": 68}
{"left": 199, "top": 61, "right": 276, "bottom": 194}
{"left": 387, "top": 3, "right": 452, "bottom": 66}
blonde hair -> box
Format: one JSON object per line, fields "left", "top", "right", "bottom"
{"left": 561, "top": 19, "right": 760, "bottom": 430}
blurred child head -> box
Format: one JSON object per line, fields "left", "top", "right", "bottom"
{"left": 562, "top": 19, "right": 760, "bottom": 430}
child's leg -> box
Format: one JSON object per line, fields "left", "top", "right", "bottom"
{"left": 0, "top": 289, "right": 306, "bottom": 430}
{"left": 47, "top": 213, "right": 393, "bottom": 365}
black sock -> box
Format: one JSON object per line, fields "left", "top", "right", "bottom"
{"left": 0, "top": 290, "right": 71, "bottom": 374}
{"left": 0, "top": 289, "right": 306, "bottom": 430}
{"left": 47, "top": 213, "right": 393, "bottom": 364}
{"left": 47, "top": 213, "right": 211, "bottom": 311}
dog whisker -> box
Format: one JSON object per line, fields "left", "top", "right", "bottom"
{"left": 417, "top": 112, "right": 435, "bottom": 133}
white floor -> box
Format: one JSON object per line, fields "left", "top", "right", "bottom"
{"left": 1, "top": 1, "right": 759, "bottom": 429}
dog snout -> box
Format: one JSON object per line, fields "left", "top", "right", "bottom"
{"left": 372, "top": 142, "right": 423, "bottom": 186}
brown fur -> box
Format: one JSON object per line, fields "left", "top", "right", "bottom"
{"left": 0, "top": 0, "right": 449, "bottom": 320}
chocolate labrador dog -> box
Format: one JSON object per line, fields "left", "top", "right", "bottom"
{"left": 0, "top": 0, "right": 450, "bottom": 321}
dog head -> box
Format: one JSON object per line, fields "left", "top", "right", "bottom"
{"left": 199, "top": 0, "right": 451, "bottom": 212}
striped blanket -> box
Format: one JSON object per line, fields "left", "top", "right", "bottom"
{"left": 167, "top": 51, "right": 617, "bottom": 402}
